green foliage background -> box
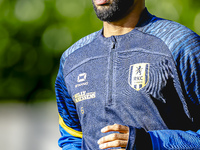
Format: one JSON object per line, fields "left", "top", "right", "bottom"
{"left": 0, "top": 0, "right": 199, "bottom": 102}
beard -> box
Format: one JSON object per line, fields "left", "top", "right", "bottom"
{"left": 92, "top": 0, "right": 135, "bottom": 22}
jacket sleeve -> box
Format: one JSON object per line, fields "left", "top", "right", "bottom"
{"left": 127, "top": 31, "right": 200, "bottom": 150}
{"left": 146, "top": 29, "right": 200, "bottom": 149}
{"left": 127, "top": 128, "right": 200, "bottom": 150}
{"left": 146, "top": 27, "right": 200, "bottom": 150}
{"left": 146, "top": 31, "right": 200, "bottom": 149}
{"left": 148, "top": 129, "right": 200, "bottom": 150}
{"left": 55, "top": 55, "right": 82, "bottom": 150}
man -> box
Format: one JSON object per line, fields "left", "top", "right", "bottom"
{"left": 55, "top": 0, "right": 200, "bottom": 149}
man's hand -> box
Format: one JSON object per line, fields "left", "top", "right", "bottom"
{"left": 97, "top": 124, "right": 129, "bottom": 150}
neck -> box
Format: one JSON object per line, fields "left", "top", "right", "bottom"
{"left": 103, "top": 1, "right": 145, "bottom": 37}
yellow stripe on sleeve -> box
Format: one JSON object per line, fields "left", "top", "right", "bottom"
{"left": 59, "top": 114, "right": 83, "bottom": 138}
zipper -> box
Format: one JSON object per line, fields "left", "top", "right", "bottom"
{"left": 107, "top": 36, "right": 117, "bottom": 106}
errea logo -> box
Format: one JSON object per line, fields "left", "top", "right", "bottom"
{"left": 77, "top": 73, "right": 87, "bottom": 82}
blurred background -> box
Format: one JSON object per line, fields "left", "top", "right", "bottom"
{"left": 0, "top": 0, "right": 199, "bottom": 149}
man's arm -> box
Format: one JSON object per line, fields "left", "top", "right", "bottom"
{"left": 148, "top": 129, "right": 200, "bottom": 150}
{"left": 55, "top": 31, "right": 100, "bottom": 150}
{"left": 146, "top": 32, "right": 200, "bottom": 149}
{"left": 55, "top": 56, "right": 82, "bottom": 150}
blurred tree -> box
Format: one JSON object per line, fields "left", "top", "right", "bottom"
{"left": 0, "top": 0, "right": 199, "bottom": 102}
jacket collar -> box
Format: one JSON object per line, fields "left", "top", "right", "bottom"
{"left": 136, "top": 7, "right": 154, "bottom": 28}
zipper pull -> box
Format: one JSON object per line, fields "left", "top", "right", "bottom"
{"left": 111, "top": 36, "right": 116, "bottom": 49}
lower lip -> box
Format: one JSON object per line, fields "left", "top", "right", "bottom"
{"left": 95, "top": 0, "right": 109, "bottom": 5}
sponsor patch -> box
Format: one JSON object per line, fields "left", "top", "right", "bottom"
{"left": 73, "top": 91, "right": 96, "bottom": 103}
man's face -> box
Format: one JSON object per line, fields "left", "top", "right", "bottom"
{"left": 92, "top": 0, "right": 135, "bottom": 22}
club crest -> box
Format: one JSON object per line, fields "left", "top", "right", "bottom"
{"left": 128, "top": 63, "right": 150, "bottom": 91}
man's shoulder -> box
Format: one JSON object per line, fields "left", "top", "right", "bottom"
{"left": 61, "top": 30, "right": 100, "bottom": 60}
{"left": 144, "top": 17, "right": 199, "bottom": 46}
{"left": 141, "top": 17, "right": 199, "bottom": 56}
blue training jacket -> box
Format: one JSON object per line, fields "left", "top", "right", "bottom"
{"left": 55, "top": 8, "right": 200, "bottom": 149}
